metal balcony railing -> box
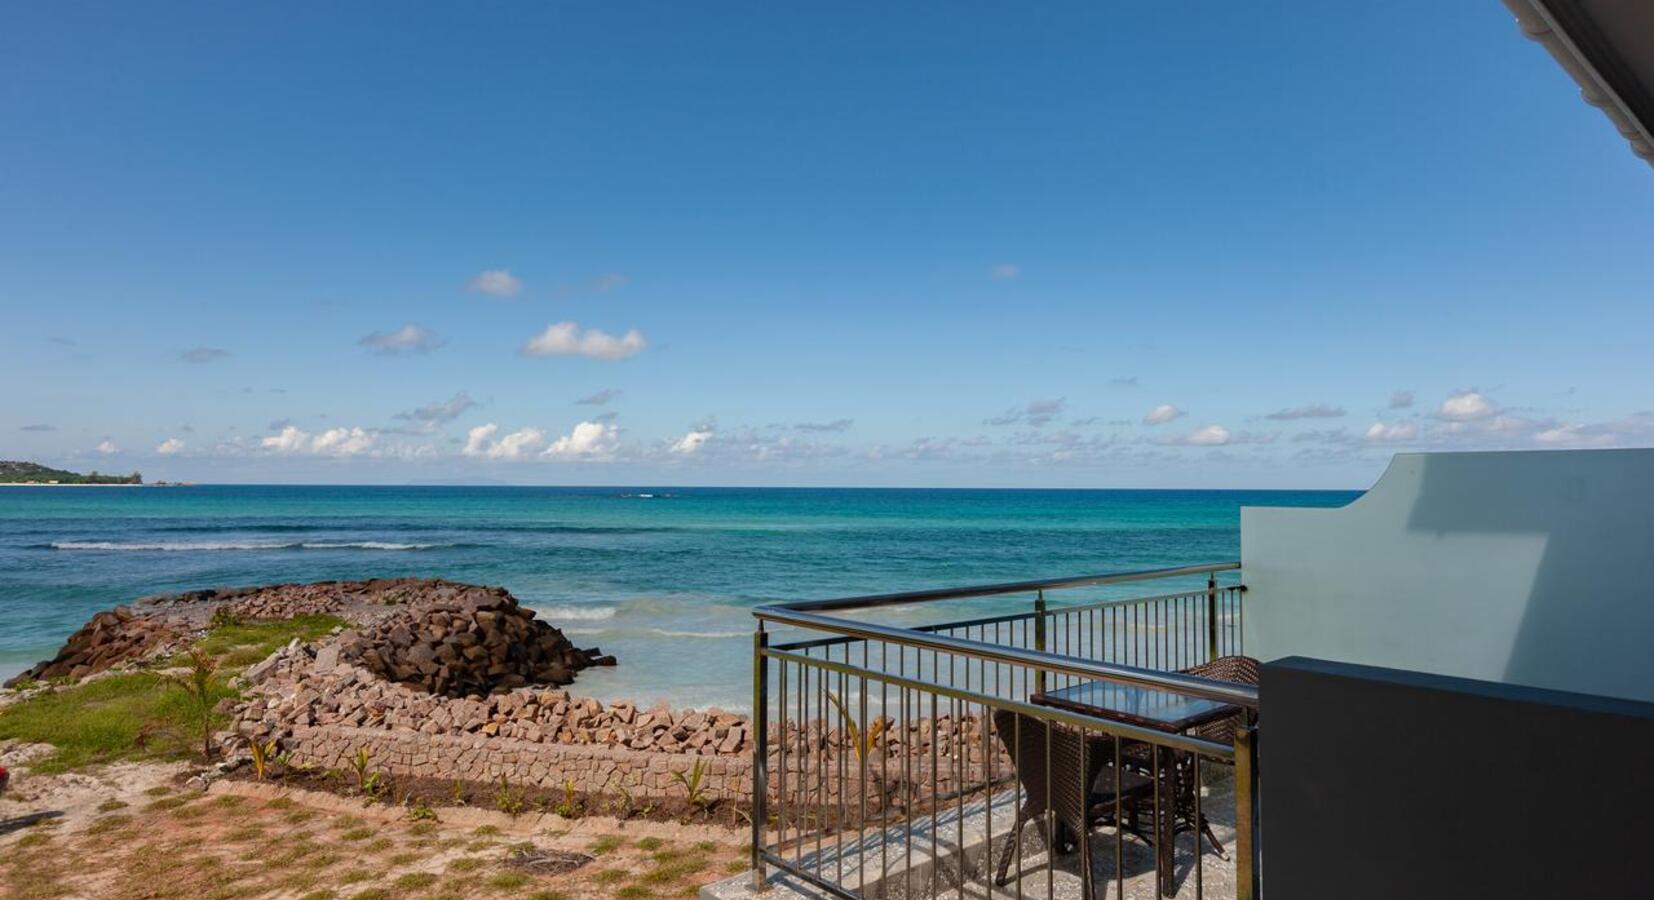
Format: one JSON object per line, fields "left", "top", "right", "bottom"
{"left": 751, "top": 563, "right": 1258, "bottom": 900}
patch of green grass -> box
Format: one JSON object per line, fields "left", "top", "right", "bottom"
{"left": 338, "top": 868, "right": 379, "bottom": 884}
{"left": 85, "top": 814, "right": 133, "bottom": 835}
{"left": 97, "top": 798, "right": 130, "bottom": 812}
{"left": 144, "top": 785, "right": 174, "bottom": 796}
{"left": 366, "top": 837, "right": 393, "bottom": 851}
{"left": 641, "top": 854, "right": 708, "bottom": 885}
{"left": 405, "top": 821, "right": 437, "bottom": 837}
{"left": 224, "top": 825, "right": 266, "bottom": 842}
{"left": 590, "top": 834, "right": 625, "bottom": 855}
{"left": 615, "top": 887, "right": 653, "bottom": 900}
{"left": 722, "top": 859, "right": 749, "bottom": 875}
{"left": 194, "top": 614, "right": 348, "bottom": 668}
{"left": 15, "top": 832, "right": 52, "bottom": 849}
{"left": 446, "top": 857, "right": 485, "bottom": 873}
{"left": 465, "top": 839, "right": 498, "bottom": 852}
{"left": 339, "top": 826, "right": 376, "bottom": 842}
{"left": 691, "top": 840, "right": 718, "bottom": 853}
{"left": 298, "top": 891, "right": 337, "bottom": 900}
{"left": 0, "top": 672, "right": 239, "bottom": 772}
{"left": 284, "top": 808, "right": 317, "bottom": 824}
{"left": 392, "top": 872, "right": 438, "bottom": 890}
{"left": 486, "top": 871, "right": 530, "bottom": 891}
{"left": 633, "top": 836, "right": 664, "bottom": 851}
{"left": 470, "top": 824, "right": 501, "bottom": 837}
{"left": 387, "top": 851, "right": 421, "bottom": 866}
{"left": 526, "top": 892, "right": 569, "bottom": 900}
{"left": 593, "top": 868, "right": 629, "bottom": 883}
{"left": 268, "top": 796, "right": 296, "bottom": 809}
{"left": 350, "top": 891, "right": 391, "bottom": 900}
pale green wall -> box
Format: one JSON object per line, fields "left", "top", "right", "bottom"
{"left": 1242, "top": 449, "right": 1654, "bottom": 703}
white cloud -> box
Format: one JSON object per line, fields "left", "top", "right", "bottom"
{"left": 1266, "top": 404, "right": 1345, "bottom": 421}
{"left": 988, "top": 263, "right": 1021, "bottom": 280}
{"left": 310, "top": 427, "right": 377, "bottom": 457}
{"left": 671, "top": 428, "right": 714, "bottom": 455}
{"left": 545, "top": 421, "right": 619, "bottom": 460}
{"left": 521, "top": 322, "right": 647, "bottom": 361}
{"left": 156, "top": 438, "right": 185, "bottom": 455}
{"left": 260, "top": 425, "right": 378, "bottom": 457}
{"left": 359, "top": 323, "right": 444, "bottom": 355}
{"left": 463, "top": 423, "right": 500, "bottom": 457}
{"left": 467, "top": 269, "right": 523, "bottom": 298}
{"left": 1437, "top": 390, "right": 1496, "bottom": 421}
{"left": 490, "top": 428, "right": 547, "bottom": 459}
{"left": 1181, "top": 424, "right": 1231, "bottom": 446}
{"left": 1143, "top": 404, "right": 1185, "bottom": 426}
{"left": 1364, "top": 421, "right": 1419, "bottom": 442}
{"left": 96, "top": 439, "right": 118, "bottom": 455}
{"left": 1389, "top": 390, "right": 1415, "bottom": 410}
{"left": 179, "top": 347, "right": 230, "bottom": 364}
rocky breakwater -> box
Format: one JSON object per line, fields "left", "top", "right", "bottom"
{"left": 334, "top": 585, "right": 615, "bottom": 697}
{"left": 5, "top": 606, "right": 190, "bottom": 685}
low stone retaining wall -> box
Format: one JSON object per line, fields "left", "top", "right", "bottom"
{"left": 281, "top": 723, "right": 755, "bottom": 802}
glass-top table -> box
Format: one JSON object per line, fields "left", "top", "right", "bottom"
{"left": 1031, "top": 679, "right": 1238, "bottom": 734}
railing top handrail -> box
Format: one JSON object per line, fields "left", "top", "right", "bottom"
{"left": 755, "top": 561, "right": 1241, "bottom": 615}
{"left": 756, "top": 603, "right": 1260, "bottom": 709}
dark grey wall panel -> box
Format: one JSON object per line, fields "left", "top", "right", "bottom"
{"left": 1261, "top": 656, "right": 1654, "bottom": 900}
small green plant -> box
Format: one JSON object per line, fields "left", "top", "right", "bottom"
{"left": 493, "top": 774, "right": 525, "bottom": 816}
{"left": 590, "top": 835, "right": 625, "bottom": 855}
{"left": 448, "top": 779, "right": 468, "bottom": 806}
{"left": 608, "top": 774, "right": 640, "bottom": 819}
{"left": 553, "top": 777, "right": 582, "bottom": 818}
{"left": 407, "top": 801, "right": 438, "bottom": 822}
{"left": 209, "top": 606, "right": 244, "bottom": 630}
{"left": 669, "top": 758, "right": 712, "bottom": 811}
{"left": 248, "top": 736, "right": 278, "bottom": 782}
{"left": 347, "top": 746, "right": 379, "bottom": 795}
{"left": 825, "top": 691, "right": 888, "bottom": 763}
{"left": 165, "top": 648, "right": 221, "bottom": 760}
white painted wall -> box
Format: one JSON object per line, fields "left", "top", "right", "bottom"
{"left": 1242, "top": 449, "right": 1654, "bottom": 703}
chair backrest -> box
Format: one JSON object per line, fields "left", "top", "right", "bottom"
{"left": 1177, "top": 655, "right": 1259, "bottom": 746}
{"left": 991, "top": 708, "right": 1109, "bottom": 839}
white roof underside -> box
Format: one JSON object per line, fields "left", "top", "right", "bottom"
{"left": 1505, "top": 0, "right": 1654, "bottom": 166}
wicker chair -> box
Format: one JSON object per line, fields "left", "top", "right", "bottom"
{"left": 990, "top": 709, "right": 1153, "bottom": 897}
{"left": 1160, "top": 654, "right": 1260, "bottom": 860}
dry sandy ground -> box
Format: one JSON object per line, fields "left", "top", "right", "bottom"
{"left": 1, "top": 740, "right": 750, "bottom": 900}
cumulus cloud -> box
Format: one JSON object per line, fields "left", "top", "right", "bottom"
{"left": 1389, "top": 391, "right": 1415, "bottom": 409}
{"left": 20, "top": 423, "right": 55, "bottom": 432}
{"left": 521, "top": 322, "right": 647, "bottom": 361}
{"left": 467, "top": 269, "right": 523, "bottom": 298}
{"left": 1179, "top": 425, "right": 1231, "bottom": 446}
{"left": 988, "top": 263, "right": 1021, "bottom": 280}
{"left": 986, "top": 399, "right": 1065, "bottom": 427}
{"left": 359, "top": 323, "right": 444, "bottom": 355}
{"left": 576, "top": 389, "right": 622, "bottom": 406}
{"left": 260, "top": 425, "right": 378, "bottom": 457}
{"left": 671, "top": 422, "right": 715, "bottom": 455}
{"left": 156, "top": 438, "right": 185, "bottom": 455}
{"left": 96, "top": 439, "right": 118, "bottom": 455}
{"left": 491, "top": 428, "right": 547, "bottom": 459}
{"left": 1266, "top": 403, "right": 1345, "bottom": 421}
{"left": 179, "top": 347, "right": 230, "bottom": 364}
{"left": 545, "top": 421, "right": 619, "bottom": 460}
{"left": 394, "top": 392, "right": 476, "bottom": 426}
{"left": 1364, "top": 421, "right": 1419, "bottom": 442}
{"left": 794, "top": 419, "right": 853, "bottom": 433}
{"left": 463, "top": 423, "right": 500, "bottom": 457}
{"left": 1437, "top": 390, "right": 1496, "bottom": 422}
{"left": 1143, "top": 404, "right": 1185, "bottom": 426}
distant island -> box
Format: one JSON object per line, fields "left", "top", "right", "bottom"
{"left": 0, "top": 460, "right": 142, "bottom": 485}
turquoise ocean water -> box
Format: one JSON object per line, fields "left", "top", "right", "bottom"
{"left": 0, "top": 486, "right": 1358, "bottom": 708}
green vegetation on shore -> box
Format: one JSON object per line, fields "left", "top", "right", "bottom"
{"left": 0, "top": 612, "right": 346, "bottom": 772}
{"left": 0, "top": 460, "right": 141, "bottom": 484}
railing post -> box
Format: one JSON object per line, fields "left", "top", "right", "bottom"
{"left": 1235, "top": 716, "right": 1260, "bottom": 900}
{"left": 1033, "top": 588, "right": 1047, "bottom": 695}
{"left": 751, "top": 625, "right": 770, "bottom": 892}
{"left": 1205, "top": 570, "right": 1219, "bottom": 661}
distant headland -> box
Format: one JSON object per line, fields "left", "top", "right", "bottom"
{"left": 0, "top": 460, "right": 154, "bottom": 485}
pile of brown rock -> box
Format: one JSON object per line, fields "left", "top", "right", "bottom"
{"left": 337, "top": 585, "right": 615, "bottom": 697}
{"left": 238, "top": 640, "right": 748, "bottom": 756}
{"left": 4, "top": 606, "right": 188, "bottom": 685}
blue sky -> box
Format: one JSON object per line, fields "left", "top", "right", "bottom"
{"left": 3, "top": 2, "right": 1651, "bottom": 488}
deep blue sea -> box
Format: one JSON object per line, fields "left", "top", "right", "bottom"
{"left": 0, "top": 485, "right": 1358, "bottom": 707}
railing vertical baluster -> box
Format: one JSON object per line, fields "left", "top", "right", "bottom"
{"left": 1236, "top": 717, "right": 1259, "bottom": 900}
{"left": 1206, "top": 570, "right": 1220, "bottom": 662}
{"left": 752, "top": 627, "right": 769, "bottom": 892}
{"left": 1033, "top": 589, "right": 1047, "bottom": 696}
